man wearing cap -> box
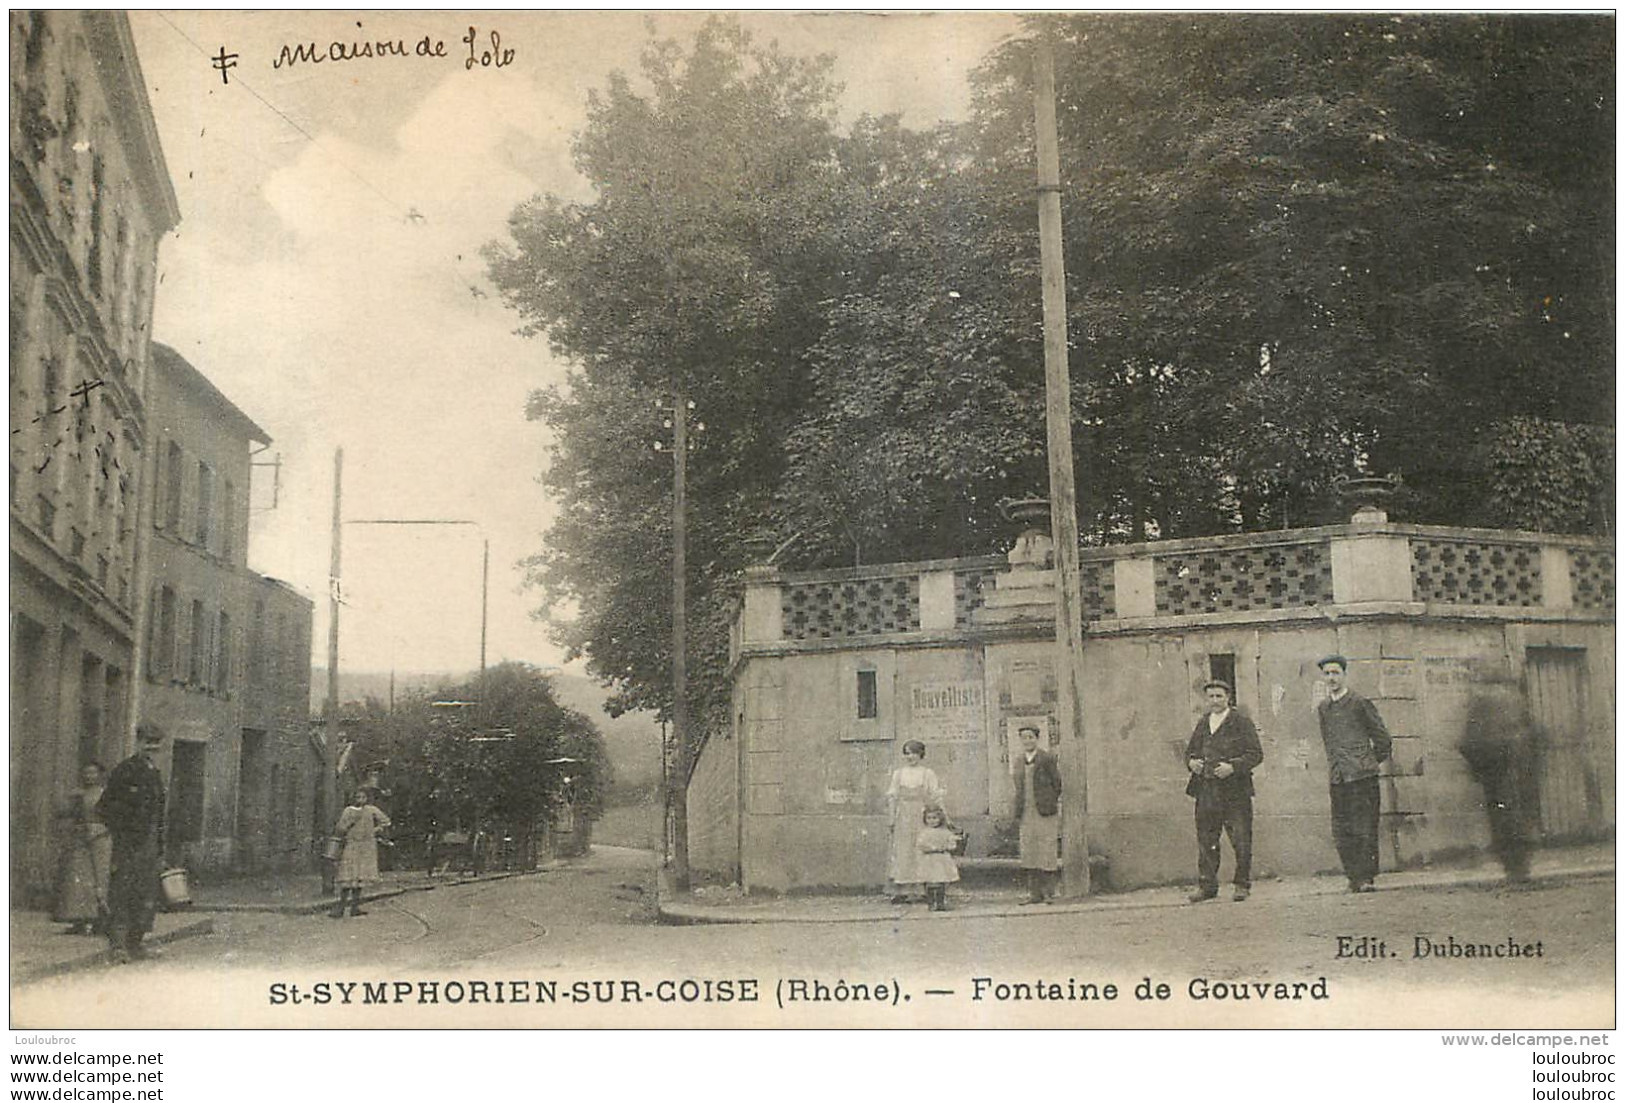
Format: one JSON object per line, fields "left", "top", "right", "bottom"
{"left": 1316, "top": 655, "right": 1392, "bottom": 893}
{"left": 97, "top": 727, "right": 167, "bottom": 962}
{"left": 1185, "top": 681, "right": 1264, "bottom": 902}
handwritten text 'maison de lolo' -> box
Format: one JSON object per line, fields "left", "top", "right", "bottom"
{"left": 273, "top": 26, "right": 515, "bottom": 72}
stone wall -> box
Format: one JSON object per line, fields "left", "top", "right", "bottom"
{"left": 703, "top": 522, "right": 1614, "bottom": 893}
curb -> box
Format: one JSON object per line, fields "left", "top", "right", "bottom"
{"left": 12, "top": 917, "right": 216, "bottom": 986}
{"left": 187, "top": 868, "right": 542, "bottom": 915}
{"left": 656, "top": 865, "right": 1615, "bottom": 926}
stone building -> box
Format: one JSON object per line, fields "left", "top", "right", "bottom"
{"left": 696, "top": 514, "right": 1614, "bottom": 892}
{"left": 8, "top": 11, "right": 179, "bottom": 903}
{"left": 236, "top": 574, "right": 324, "bottom": 873}
{"left": 142, "top": 344, "right": 319, "bottom": 876}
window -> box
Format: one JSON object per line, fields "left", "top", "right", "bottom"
{"left": 856, "top": 669, "right": 878, "bottom": 720}
{"left": 838, "top": 653, "right": 895, "bottom": 742}
{"left": 215, "top": 611, "right": 231, "bottom": 693}
{"left": 273, "top": 614, "right": 287, "bottom": 680}
{"left": 188, "top": 600, "right": 206, "bottom": 684}
{"left": 163, "top": 442, "right": 182, "bottom": 530}
{"left": 195, "top": 462, "right": 212, "bottom": 547}
{"left": 1209, "top": 653, "right": 1237, "bottom": 695}
{"left": 88, "top": 155, "right": 105, "bottom": 295}
{"left": 221, "top": 479, "right": 235, "bottom": 560}
{"left": 249, "top": 600, "right": 265, "bottom": 686}
{"left": 42, "top": 356, "right": 60, "bottom": 410}
{"left": 152, "top": 586, "right": 176, "bottom": 680}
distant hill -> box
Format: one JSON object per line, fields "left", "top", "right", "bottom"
{"left": 311, "top": 666, "right": 662, "bottom": 797}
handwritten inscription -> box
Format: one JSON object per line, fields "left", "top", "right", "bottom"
{"left": 463, "top": 27, "right": 515, "bottom": 70}
{"left": 212, "top": 46, "right": 239, "bottom": 85}
{"left": 268, "top": 23, "right": 513, "bottom": 72}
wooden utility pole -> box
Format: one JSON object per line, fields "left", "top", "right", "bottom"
{"left": 323, "top": 447, "right": 343, "bottom": 893}
{"left": 1034, "top": 36, "right": 1092, "bottom": 896}
{"left": 668, "top": 392, "right": 692, "bottom": 889}
{"left": 479, "top": 536, "right": 489, "bottom": 684}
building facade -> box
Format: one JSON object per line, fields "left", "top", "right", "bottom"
{"left": 237, "top": 575, "right": 323, "bottom": 873}
{"left": 699, "top": 516, "right": 1614, "bottom": 892}
{"left": 9, "top": 11, "right": 179, "bottom": 903}
{"left": 142, "top": 344, "right": 319, "bottom": 876}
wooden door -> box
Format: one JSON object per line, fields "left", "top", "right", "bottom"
{"left": 1526, "top": 648, "right": 1610, "bottom": 841}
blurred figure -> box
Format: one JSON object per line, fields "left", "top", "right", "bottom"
{"left": 53, "top": 761, "right": 111, "bottom": 935}
{"left": 1459, "top": 671, "right": 1542, "bottom": 885}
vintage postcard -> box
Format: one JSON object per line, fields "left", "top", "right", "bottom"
{"left": 8, "top": 10, "right": 1614, "bottom": 1036}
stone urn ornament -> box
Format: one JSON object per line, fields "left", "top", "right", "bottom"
{"left": 998, "top": 496, "right": 1054, "bottom": 570}
{"left": 1333, "top": 473, "right": 1402, "bottom": 524}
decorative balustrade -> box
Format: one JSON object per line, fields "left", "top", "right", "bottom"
{"left": 742, "top": 525, "right": 1611, "bottom": 649}
{"left": 1153, "top": 540, "right": 1333, "bottom": 616}
{"left": 1410, "top": 537, "right": 1543, "bottom": 607}
{"left": 781, "top": 571, "right": 920, "bottom": 641}
{"left": 1569, "top": 547, "right": 1615, "bottom": 612}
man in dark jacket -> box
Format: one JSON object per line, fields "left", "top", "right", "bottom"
{"left": 97, "top": 727, "right": 167, "bottom": 962}
{"left": 1012, "top": 726, "right": 1063, "bottom": 904}
{"left": 1185, "top": 681, "right": 1264, "bottom": 902}
{"left": 1316, "top": 655, "right": 1392, "bottom": 893}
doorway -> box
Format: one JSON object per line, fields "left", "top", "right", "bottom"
{"left": 1526, "top": 647, "right": 1611, "bottom": 841}
{"left": 168, "top": 740, "right": 207, "bottom": 865}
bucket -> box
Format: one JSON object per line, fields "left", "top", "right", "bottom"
{"left": 321, "top": 835, "right": 344, "bottom": 862}
{"left": 159, "top": 867, "right": 192, "bottom": 909}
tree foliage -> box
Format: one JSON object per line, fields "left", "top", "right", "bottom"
{"left": 487, "top": 15, "right": 1613, "bottom": 746}
{"left": 345, "top": 662, "right": 610, "bottom": 847}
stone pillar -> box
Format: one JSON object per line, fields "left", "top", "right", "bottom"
{"left": 1330, "top": 532, "right": 1414, "bottom": 604}
{"left": 1540, "top": 544, "right": 1572, "bottom": 609}
{"left": 1112, "top": 557, "right": 1155, "bottom": 619}
{"left": 919, "top": 570, "right": 956, "bottom": 631}
{"left": 739, "top": 565, "right": 783, "bottom": 644}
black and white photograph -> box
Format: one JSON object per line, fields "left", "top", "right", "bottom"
{"left": 6, "top": 8, "right": 1615, "bottom": 1049}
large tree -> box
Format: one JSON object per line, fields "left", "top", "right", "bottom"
{"left": 485, "top": 21, "right": 851, "bottom": 740}
{"left": 967, "top": 13, "right": 1613, "bottom": 532}
{"left": 489, "top": 15, "right": 1613, "bottom": 817}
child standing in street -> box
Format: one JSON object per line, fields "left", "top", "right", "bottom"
{"left": 329, "top": 788, "right": 390, "bottom": 919}
{"left": 915, "top": 805, "right": 961, "bottom": 912}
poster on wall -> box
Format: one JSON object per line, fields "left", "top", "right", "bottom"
{"left": 907, "top": 681, "right": 985, "bottom": 744}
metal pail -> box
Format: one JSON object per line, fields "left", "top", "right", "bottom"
{"left": 159, "top": 867, "right": 192, "bottom": 908}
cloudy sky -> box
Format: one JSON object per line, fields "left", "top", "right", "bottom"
{"left": 127, "top": 10, "right": 1021, "bottom": 676}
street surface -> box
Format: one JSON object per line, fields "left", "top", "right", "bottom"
{"left": 13, "top": 846, "right": 1613, "bottom": 1029}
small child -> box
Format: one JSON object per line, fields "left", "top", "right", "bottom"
{"left": 915, "top": 805, "right": 961, "bottom": 912}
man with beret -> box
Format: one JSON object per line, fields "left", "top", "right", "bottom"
{"left": 1185, "top": 681, "right": 1264, "bottom": 902}
{"left": 1316, "top": 655, "right": 1392, "bottom": 893}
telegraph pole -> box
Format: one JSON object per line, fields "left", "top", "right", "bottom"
{"left": 668, "top": 390, "right": 692, "bottom": 889}
{"left": 1034, "top": 36, "right": 1092, "bottom": 896}
{"left": 322, "top": 447, "right": 343, "bottom": 892}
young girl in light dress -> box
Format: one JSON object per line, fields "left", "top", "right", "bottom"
{"left": 915, "top": 805, "right": 961, "bottom": 912}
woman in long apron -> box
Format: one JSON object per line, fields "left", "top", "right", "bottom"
{"left": 53, "top": 762, "right": 112, "bottom": 934}
{"left": 885, "top": 741, "right": 944, "bottom": 903}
